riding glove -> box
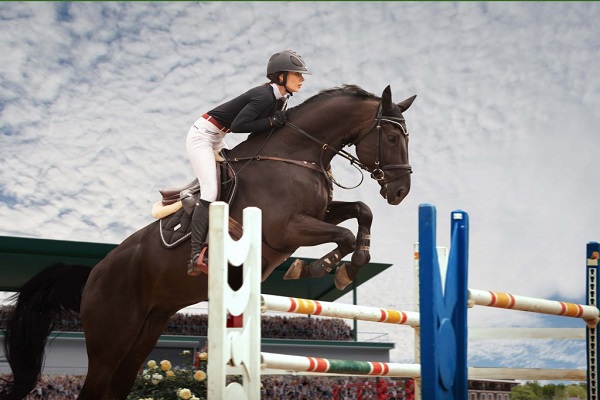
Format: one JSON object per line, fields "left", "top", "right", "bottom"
{"left": 269, "top": 110, "right": 287, "bottom": 127}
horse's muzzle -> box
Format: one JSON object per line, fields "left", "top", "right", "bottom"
{"left": 380, "top": 181, "right": 411, "bottom": 205}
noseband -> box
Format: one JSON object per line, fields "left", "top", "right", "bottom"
{"left": 284, "top": 100, "right": 412, "bottom": 188}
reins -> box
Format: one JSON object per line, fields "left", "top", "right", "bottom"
{"left": 283, "top": 121, "right": 368, "bottom": 189}
{"left": 284, "top": 99, "right": 412, "bottom": 188}
{"left": 227, "top": 99, "right": 412, "bottom": 191}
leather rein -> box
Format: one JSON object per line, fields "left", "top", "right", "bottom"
{"left": 228, "top": 100, "right": 412, "bottom": 190}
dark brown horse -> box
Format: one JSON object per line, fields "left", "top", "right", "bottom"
{"left": 1, "top": 85, "right": 415, "bottom": 399}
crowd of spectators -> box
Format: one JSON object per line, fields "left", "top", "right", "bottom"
{"left": 0, "top": 374, "right": 410, "bottom": 399}
{"left": 0, "top": 374, "right": 84, "bottom": 399}
{"left": 260, "top": 376, "right": 410, "bottom": 399}
{"left": 0, "top": 306, "right": 354, "bottom": 341}
{"left": 1, "top": 306, "right": 403, "bottom": 398}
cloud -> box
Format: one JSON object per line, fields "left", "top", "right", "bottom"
{"left": 1, "top": 2, "right": 600, "bottom": 373}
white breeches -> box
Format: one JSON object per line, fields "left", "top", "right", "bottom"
{"left": 186, "top": 118, "right": 228, "bottom": 202}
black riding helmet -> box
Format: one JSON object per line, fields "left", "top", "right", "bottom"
{"left": 266, "top": 50, "right": 310, "bottom": 94}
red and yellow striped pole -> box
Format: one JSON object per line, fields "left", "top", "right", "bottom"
{"left": 468, "top": 288, "right": 600, "bottom": 326}
{"left": 261, "top": 294, "right": 420, "bottom": 326}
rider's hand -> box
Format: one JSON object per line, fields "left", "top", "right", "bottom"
{"left": 269, "top": 110, "right": 287, "bottom": 127}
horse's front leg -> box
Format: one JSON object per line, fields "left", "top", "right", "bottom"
{"left": 325, "top": 201, "right": 373, "bottom": 267}
{"left": 279, "top": 212, "right": 358, "bottom": 280}
{"left": 324, "top": 201, "right": 374, "bottom": 290}
{"left": 283, "top": 201, "right": 373, "bottom": 290}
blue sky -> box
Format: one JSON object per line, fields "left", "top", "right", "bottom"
{"left": 1, "top": 1, "right": 600, "bottom": 379}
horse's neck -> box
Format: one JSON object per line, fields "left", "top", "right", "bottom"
{"left": 294, "top": 99, "right": 375, "bottom": 149}
{"left": 285, "top": 122, "right": 348, "bottom": 161}
{"left": 237, "top": 104, "right": 365, "bottom": 163}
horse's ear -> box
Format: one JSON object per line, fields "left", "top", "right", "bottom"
{"left": 381, "top": 85, "right": 394, "bottom": 111}
{"left": 397, "top": 95, "right": 417, "bottom": 112}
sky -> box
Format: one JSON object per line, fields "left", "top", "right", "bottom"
{"left": 1, "top": 1, "right": 600, "bottom": 382}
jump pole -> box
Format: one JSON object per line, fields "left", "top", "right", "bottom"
{"left": 468, "top": 288, "right": 599, "bottom": 324}
{"left": 261, "top": 294, "right": 420, "bottom": 326}
{"left": 260, "top": 352, "right": 420, "bottom": 377}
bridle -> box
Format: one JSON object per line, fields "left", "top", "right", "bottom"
{"left": 284, "top": 100, "right": 412, "bottom": 189}
{"left": 352, "top": 101, "right": 412, "bottom": 181}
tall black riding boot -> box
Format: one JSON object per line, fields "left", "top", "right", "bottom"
{"left": 187, "top": 199, "right": 211, "bottom": 276}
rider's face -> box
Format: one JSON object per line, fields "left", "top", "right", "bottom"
{"left": 278, "top": 72, "right": 305, "bottom": 94}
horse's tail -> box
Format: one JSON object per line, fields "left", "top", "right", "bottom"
{"left": 1, "top": 263, "right": 92, "bottom": 400}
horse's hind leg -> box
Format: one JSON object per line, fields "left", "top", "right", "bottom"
{"left": 78, "top": 309, "right": 172, "bottom": 400}
{"left": 78, "top": 287, "right": 149, "bottom": 399}
{"left": 78, "top": 320, "right": 143, "bottom": 400}
{"left": 78, "top": 349, "right": 125, "bottom": 399}
{"left": 106, "top": 309, "right": 175, "bottom": 399}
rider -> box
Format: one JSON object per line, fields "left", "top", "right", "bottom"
{"left": 186, "top": 50, "right": 310, "bottom": 276}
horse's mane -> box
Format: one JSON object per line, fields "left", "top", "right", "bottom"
{"left": 288, "top": 84, "right": 378, "bottom": 115}
{"left": 246, "top": 85, "right": 378, "bottom": 141}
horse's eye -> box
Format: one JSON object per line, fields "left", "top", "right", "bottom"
{"left": 387, "top": 135, "right": 397, "bottom": 143}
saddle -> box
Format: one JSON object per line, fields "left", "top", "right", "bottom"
{"left": 153, "top": 151, "right": 239, "bottom": 248}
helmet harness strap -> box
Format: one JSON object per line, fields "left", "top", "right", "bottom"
{"left": 273, "top": 71, "right": 294, "bottom": 96}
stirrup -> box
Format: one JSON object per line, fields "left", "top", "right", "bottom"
{"left": 187, "top": 246, "right": 209, "bottom": 277}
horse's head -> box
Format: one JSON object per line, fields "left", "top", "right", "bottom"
{"left": 354, "top": 86, "right": 416, "bottom": 205}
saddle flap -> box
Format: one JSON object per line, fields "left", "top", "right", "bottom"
{"left": 159, "top": 209, "right": 243, "bottom": 250}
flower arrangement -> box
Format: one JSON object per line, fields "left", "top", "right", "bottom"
{"left": 127, "top": 350, "right": 208, "bottom": 400}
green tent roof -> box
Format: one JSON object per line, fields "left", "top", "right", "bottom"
{"left": 0, "top": 236, "right": 392, "bottom": 302}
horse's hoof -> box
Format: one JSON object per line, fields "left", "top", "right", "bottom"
{"left": 334, "top": 263, "right": 353, "bottom": 290}
{"left": 351, "top": 251, "right": 371, "bottom": 267}
{"left": 283, "top": 259, "right": 307, "bottom": 280}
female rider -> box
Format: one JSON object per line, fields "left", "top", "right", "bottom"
{"left": 186, "top": 50, "right": 310, "bottom": 276}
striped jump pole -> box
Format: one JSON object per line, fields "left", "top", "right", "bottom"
{"left": 468, "top": 288, "right": 600, "bottom": 327}
{"left": 260, "top": 352, "right": 420, "bottom": 378}
{"left": 261, "top": 294, "right": 420, "bottom": 326}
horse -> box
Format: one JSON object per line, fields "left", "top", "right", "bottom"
{"left": 1, "top": 84, "right": 416, "bottom": 399}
